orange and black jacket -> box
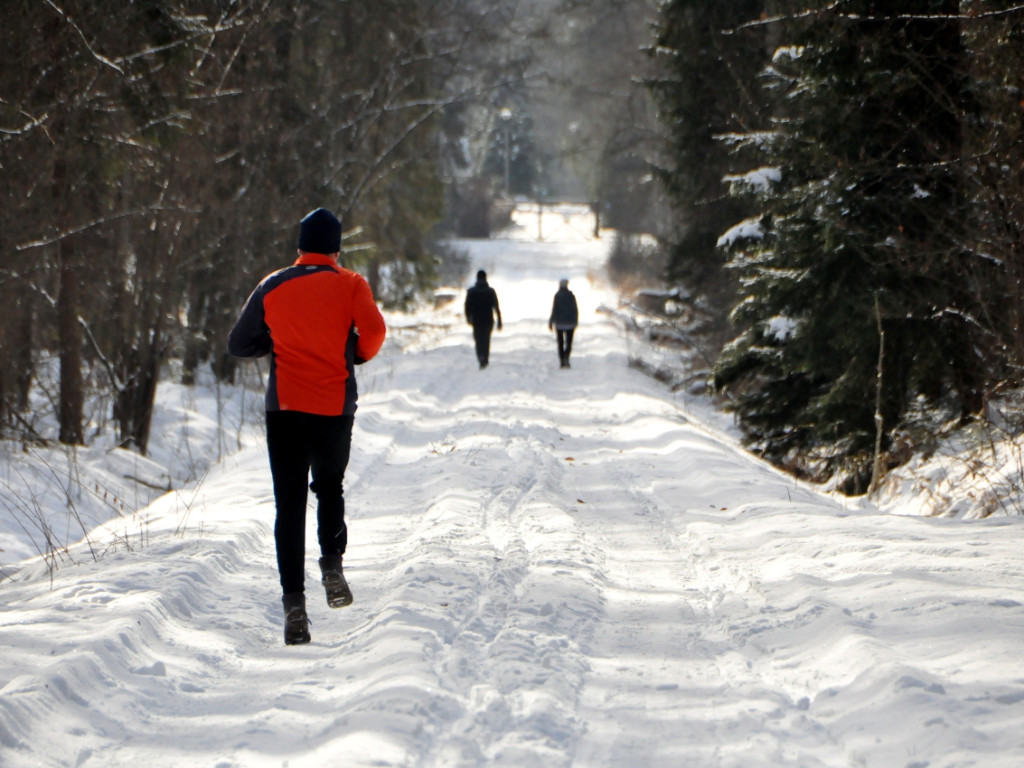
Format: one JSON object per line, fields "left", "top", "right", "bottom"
{"left": 228, "top": 253, "right": 386, "bottom": 416}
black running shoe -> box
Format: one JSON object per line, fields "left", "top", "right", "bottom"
{"left": 320, "top": 555, "right": 353, "bottom": 608}
{"left": 282, "top": 593, "right": 311, "bottom": 645}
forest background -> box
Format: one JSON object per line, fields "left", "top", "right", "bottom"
{"left": 1, "top": 0, "right": 1023, "bottom": 508}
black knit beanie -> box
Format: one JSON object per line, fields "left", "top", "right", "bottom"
{"left": 297, "top": 208, "right": 342, "bottom": 254}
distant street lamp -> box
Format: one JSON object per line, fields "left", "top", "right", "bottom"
{"left": 499, "top": 107, "right": 512, "bottom": 196}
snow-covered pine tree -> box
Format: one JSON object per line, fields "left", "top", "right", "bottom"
{"left": 645, "top": 0, "right": 768, "bottom": 315}
{"left": 961, "top": 1, "right": 1024, "bottom": 377}
{"left": 714, "top": 1, "right": 981, "bottom": 491}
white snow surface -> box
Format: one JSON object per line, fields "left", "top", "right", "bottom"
{"left": 3, "top": 231, "right": 1024, "bottom": 767}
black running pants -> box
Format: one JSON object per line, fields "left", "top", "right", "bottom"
{"left": 556, "top": 328, "right": 575, "bottom": 361}
{"left": 266, "top": 410, "right": 353, "bottom": 595}
{"left": 472, "top": 322, "right": 493, "bottom": 365}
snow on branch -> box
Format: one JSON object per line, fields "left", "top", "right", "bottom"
{"left": 15, "top": 207, "right": 197, "bottom": 252}
{"left": 715, "top": 131, "right": 776, "bottom": 149}
{"left": 44, "top": 0, "right": 124, "bottom": 74}
{"left": 728, "top": 2, "right": 1024, "bottom": 32}
{"left": 717, "top": 217, "right": 765, "bottom": 249}
{"left": 724, "top": 167, "right": 781, "bottom": 194}
{"left": 0, "top": 110, "right": 50, "bottom": 137}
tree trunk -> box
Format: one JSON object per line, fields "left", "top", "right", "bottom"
{"left": 57, "top": 234, "right": 83, "bottom": 446}
{"left": 115, "top": 346, "right": 160, "bottom": 455}
{"left": 15, "top": 288, "right": 34, "bottom": 412}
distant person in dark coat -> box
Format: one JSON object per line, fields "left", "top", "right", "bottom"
{"left": 548, "top": 278, "right": 579, "bottom": 368}
{"left": 464, "top": 270, "right": 502, "bottom": 369}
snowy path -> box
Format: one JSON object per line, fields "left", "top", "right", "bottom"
{"left": 2, "top": 235, "right": 1024, "bottom": 767}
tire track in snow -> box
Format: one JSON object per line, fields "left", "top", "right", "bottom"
{"left": 424, "top": 436, "right": 603, "bottom": 767}
{"left": 352, "top": 378, "right": 602, "bottom": 764}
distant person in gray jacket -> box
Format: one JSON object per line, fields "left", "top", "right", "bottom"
{"left": 548, "top": 278, "right": 579, "bottom": 368}
{"left": 465, "top": 270, "right": 502, "bottom": 369}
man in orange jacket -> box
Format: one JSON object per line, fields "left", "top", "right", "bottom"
{"left": 229, "top": 207, "right": 386, "bottom": 645}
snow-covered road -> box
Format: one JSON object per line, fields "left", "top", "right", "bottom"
{"left": 2, "top": 232, "right": 1024, "bottom": 767}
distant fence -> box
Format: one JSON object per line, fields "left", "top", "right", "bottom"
{"left": 506, "top": 200, "right": 600, "bottom": 242}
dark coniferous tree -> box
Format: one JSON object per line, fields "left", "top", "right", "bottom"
{"left": 714, "top": 1, "right": 977, "bottom": 489}
{"left": 961, "top": 2, "right": 1024, "bottom": 381}
{"left": 646, "top": 0, "right": 768, "bottom": 308}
